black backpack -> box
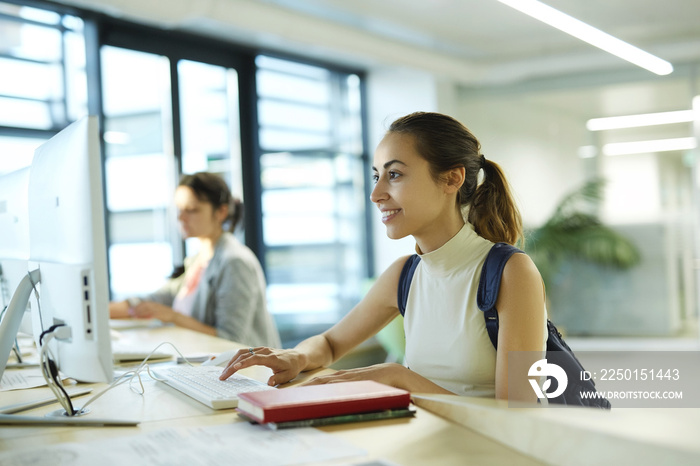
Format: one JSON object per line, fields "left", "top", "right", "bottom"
{"left": 398, "top": 242, "right": 611, "bottom": 409}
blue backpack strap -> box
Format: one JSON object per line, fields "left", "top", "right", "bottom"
{"left": 477, "top": 242, "right": 524, "bottom": 349}
{"left": 397, "top": 254, "right": 421, "bottom": 316}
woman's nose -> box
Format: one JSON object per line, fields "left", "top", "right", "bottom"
{"left": 370, "top": 179, "right": 387, "bottom": 204}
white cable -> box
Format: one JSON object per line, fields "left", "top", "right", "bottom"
{"left": 78, "top": 341, "right": 193, "bottom": 413}
{"left": 39, "top": 332, "right": 75, "bottom": 416}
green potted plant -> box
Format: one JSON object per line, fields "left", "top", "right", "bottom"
{"left": 524, "top": 178, "right": 641, "bottom": 291}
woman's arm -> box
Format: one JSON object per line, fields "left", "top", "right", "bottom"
{"left": 221, "top": 254, "right": 469, "bottom": 394}
{"left": 300, "top": 362, "right": 456, "bottom": 394}
{"left": 219, "top": 255, "right": 413, "bottom": 386}
{"left": 210, "top": 255, "right": 263, "bottom": 343}
{"left": 108, "top": 300, "right": 130, "bottom": 318}
{"left": 128, "top": 300, "right": 218, "bottom": 335}
{"left": 493, "top": 253, "right": 547, "bottom": 401}
{"left": 108, "top": 262, "right": 216, "bottom": 331}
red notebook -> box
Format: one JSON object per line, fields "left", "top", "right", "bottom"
{"left": 236, "top": 380, "right": 411, "bottom": 424}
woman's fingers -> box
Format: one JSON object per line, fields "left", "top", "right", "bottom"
{"left": 219, "top": 347, "right": 289, "bottom": 381}
{"left": 219, "top": 349, "right": 253, "bottom": 380}
{"left": 267, "top": 368, "right": 296, "bottom": 387}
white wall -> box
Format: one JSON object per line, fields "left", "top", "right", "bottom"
{"left": 364, "top": 67, "right": 440, "bottom": 275}
{"left": 453, "top": 92, "right": 590, "bottom": 228}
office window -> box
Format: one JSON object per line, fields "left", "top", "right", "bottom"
{"left": 178, "top": 59, "right": 244, "bottom": 256}
{"left": 0, "top": 2, "right": 86, "bottom": 174}
{"left": 0, "top": 4, "right": 85, "bottom": 130}
{"left": 256, "top": 56, "right": 368, "bottom": 342}
{"left": 101, "top": 46, "right": 175, "bottom": 300}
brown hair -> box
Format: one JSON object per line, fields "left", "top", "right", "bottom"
{"left": 388, "top": 112, "right": 522, "bottom": 245}
{"left": 178, "top": 172, "right": 243, "bottom": 233}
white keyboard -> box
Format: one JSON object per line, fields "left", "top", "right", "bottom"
{"left": 151, "top": 365, "right": 275, "bottom": 409}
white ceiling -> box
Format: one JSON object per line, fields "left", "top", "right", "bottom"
{"left": 266, "top": 0, "right": 700, "bottom": 84}
{"left": 55, "top": 0, "right": 700, "bottom": 88}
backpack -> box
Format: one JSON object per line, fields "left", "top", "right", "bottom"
{"left": 397, "top": 242, "right": 611, "bottom": 409}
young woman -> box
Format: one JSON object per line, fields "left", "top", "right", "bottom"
{"left": 220, "top": 112, "right": 546, "bottom": 400}
{"left": 110, "top": 172, "right": 280, "bottom": 348}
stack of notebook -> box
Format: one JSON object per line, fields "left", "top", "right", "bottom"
{"left": 236, "top": 380, "right": 415, "bottom": 430}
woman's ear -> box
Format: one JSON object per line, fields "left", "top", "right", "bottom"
{"left": 444, "top": 166, "right": 466, "bottom": 194}
{"left": 215, "top": 203, "right": 229, "bottom": 224}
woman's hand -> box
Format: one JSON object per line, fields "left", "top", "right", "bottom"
{"left": 219, "top": 348, "right": 454, "bottom": 395}
{"left": 301, "top": 363, "right": 455, "bottom": 395}
{"left": 219, "top": 347, "right": 307, "bottom": 386}
{"left": 300, "top": 363, "right": 407, "bottom": 388}
{"left": 129, "top": 301, "right": 177, "bottom": 323}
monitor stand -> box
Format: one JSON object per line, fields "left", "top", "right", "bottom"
{"left": 0, "top": 269, "right": 40, "bottom": 380}
{"left": 0, "top": 270, "right": 139, "bottom": 427}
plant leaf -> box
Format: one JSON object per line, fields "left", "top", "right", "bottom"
{"left": 524, "top": 177, "right": 641, "bottom": 288}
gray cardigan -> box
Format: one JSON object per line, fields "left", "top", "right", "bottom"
{"left": 145, "top": 233, "right": 281, "bottom": 347}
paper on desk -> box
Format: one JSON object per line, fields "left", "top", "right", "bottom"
{"left": 0, "top": 421, "right": 367, "bottom": 466}
{"left": 0, "top": 368, "right": 68, "bottom": 391}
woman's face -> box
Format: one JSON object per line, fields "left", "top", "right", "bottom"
{"left": 370, "top": 132, "right": 460, "bottom": 250}
{"left": 174, "top": 186, "right": 222, "bottom": 239}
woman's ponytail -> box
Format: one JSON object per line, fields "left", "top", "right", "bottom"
{"left": 227, "top": 197, "right": 243, "bottom": 233}
{"left": 467, "top": 158, "right": 523, "bottom": 246}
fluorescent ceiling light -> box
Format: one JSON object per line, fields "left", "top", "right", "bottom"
{"left": 587, "top": 110, "right": 695, "bottom": 131}
{"left": 602, "top": 137, "right": 697, "bottom": 156}
{"left": 495, "top": 0, "right": 673, "bottom": 76}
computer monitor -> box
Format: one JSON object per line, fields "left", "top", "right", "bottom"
{"left": 0, "top": 166, "right": 30, "bottom": 304}
{"left": 0, "top": 116, "right": 114, "bottom": 396}
{"left": 0, "top": 166, "right": 30, "bottom": 264}
{"left": 0, "top": 166, "right": 32, "bottom": 371}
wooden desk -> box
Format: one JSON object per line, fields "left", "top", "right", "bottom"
{"left": 0, "top": 325, "right": 544, "bottom": 465}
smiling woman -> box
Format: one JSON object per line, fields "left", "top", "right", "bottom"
{"left": 219, "top": 112, "right": 548, "bottom": 403}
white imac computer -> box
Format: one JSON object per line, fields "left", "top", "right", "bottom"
{"left": 0, "top": 167, "right": 31, "bottom": 365}
{"left": 0, "top": 116, "right": 114, "bottom": 417}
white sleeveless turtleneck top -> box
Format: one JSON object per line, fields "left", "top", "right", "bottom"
{"left": 403, "top": 223, "right": 546, "bottom": 397}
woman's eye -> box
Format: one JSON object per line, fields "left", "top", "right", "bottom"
{"left": 371, "top": 171, "right": 401, "bottom": 183}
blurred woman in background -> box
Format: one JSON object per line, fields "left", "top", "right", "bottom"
{"left": 110, "top": 172, "right": 280, "bottom": 347}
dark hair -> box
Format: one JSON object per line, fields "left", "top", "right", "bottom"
{"left": 388, "top": 112, "right": 523, "bottom": 245}
{"left": 178, "top": 172, "right": 243, "bottom": 233}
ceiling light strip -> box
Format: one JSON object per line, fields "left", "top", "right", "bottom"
{"left": 587, "top": 110, "right": 695, "bottom": 131}
{"left": 495, "top": 0, "right": 673, "bottom": 75}
{"left": 602, "top": 137, "right": 697, "bottom": 156}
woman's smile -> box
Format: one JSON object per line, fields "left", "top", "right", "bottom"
{"left": 381, "top": 208, "right": 401, "bottom": 223}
